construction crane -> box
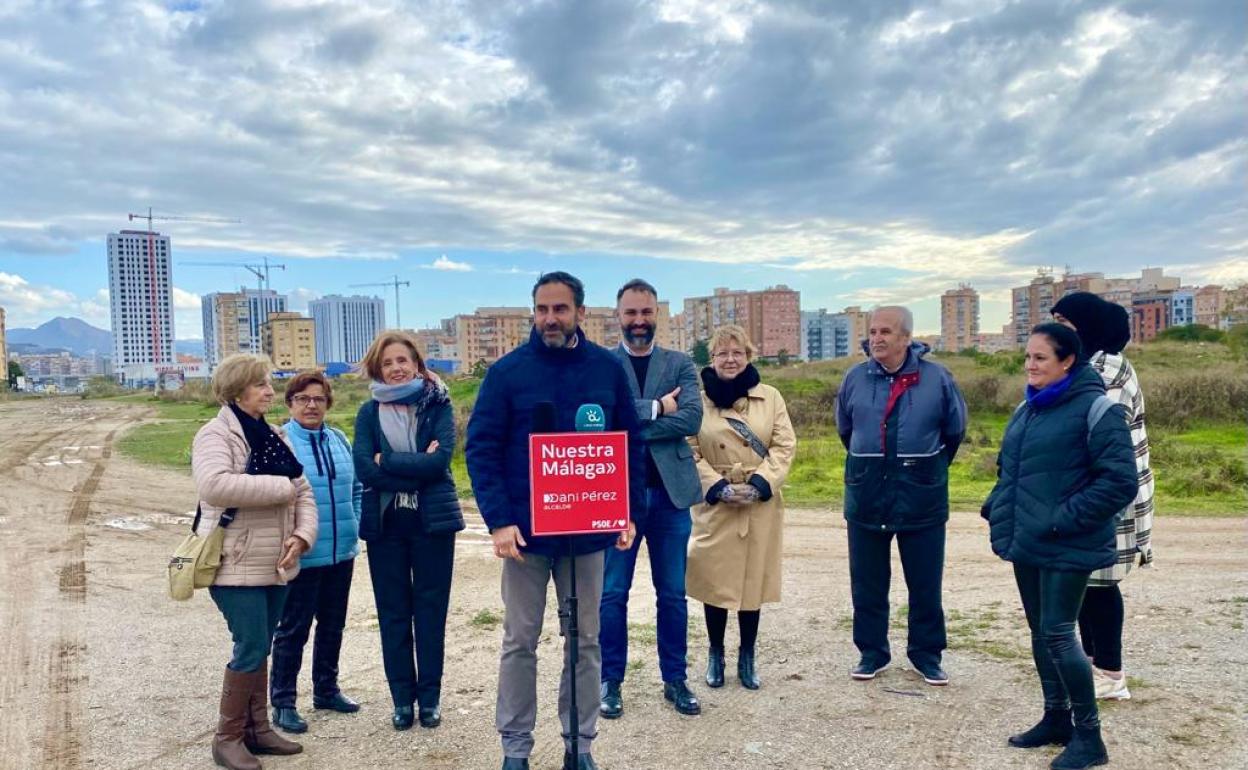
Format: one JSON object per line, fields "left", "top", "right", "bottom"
{"left": 124, "top": 208, "right": 241, "bottom": 367}
{"left": 350, "top": 275, "right": 412, "bottom": 328}
{"left": 181, "top": 257, "right": 287, "bottom": 293}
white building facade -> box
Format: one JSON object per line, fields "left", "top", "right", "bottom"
{"left": 309, "top": 294, "right": 386, "bottom": 365}
{"left": 107, "top": 230, "right": 174, "bottom": 369}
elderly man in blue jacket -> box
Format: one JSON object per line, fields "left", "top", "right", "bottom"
{"left": 835, "top": 305, "right": 967, "bottom": 686}
{"left": 466, "top": 271, "right": 645, "bottom": 770}
{"left": 598, "top": 279, "right": 703, "bottom": 720}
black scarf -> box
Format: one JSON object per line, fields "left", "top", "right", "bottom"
{"left": 700, "top": 364, "right": 761, "bottom": 409}
{"left": 229, "top": 403, "right": 304, "bottom": 479}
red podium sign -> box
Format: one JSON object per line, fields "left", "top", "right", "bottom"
{"left": 528, "top": 431, "right": 631, "bottom": 536}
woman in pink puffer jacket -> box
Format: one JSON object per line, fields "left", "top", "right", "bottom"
{"left": 192, "top": 354, "right": 317, "bottom": 770}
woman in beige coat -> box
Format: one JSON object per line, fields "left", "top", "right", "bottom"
{"left": 687, "top": 325, "right": 796, "bottom": 691}
{"left": 192, "top": 354, "right": 318, "bottom": 770}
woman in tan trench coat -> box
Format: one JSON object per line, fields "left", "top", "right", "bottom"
{"left": 687, "top": 325, "right": 796, "bottom": 691}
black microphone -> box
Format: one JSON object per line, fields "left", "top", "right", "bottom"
{"left": 532, "top": 400, "right": 557, "bottom": 434}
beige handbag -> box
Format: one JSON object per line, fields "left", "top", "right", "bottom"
{"left": 168, "top": 505, "right": 236, "bottom": 601}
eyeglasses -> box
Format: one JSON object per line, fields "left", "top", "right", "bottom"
{"left": 712, "top": 351, "right": 747, "bottom": 361}
{"left": 291, "top": 395, "right": 328, "bottom": 406}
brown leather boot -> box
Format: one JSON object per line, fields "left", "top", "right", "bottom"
{"left": 244, "top": 661, "right": 303, "bottom": 756}
{"left": 212, "top": 667, "right": 262, "bottom": 770}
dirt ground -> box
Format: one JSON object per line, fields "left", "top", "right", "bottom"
{"left": 0, "top": 398, "right": 1244, "bottom": 770}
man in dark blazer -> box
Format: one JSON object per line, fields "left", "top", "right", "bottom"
{"left": 598, "top": 279, "right": 704, "bottom": 718}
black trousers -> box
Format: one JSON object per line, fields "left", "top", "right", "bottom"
{"left": 847, "top": 522, "right": 947, "bottom": 668}
{"left": 1014, "top": 564, "right": 1099, "bottom": 729}
{"left": 367, "top": 530, "right": 456, "bottom": 708}
{"left": 270, "top": 559, "right": 355, "bottom": 706}
{"left": 1078, "top": 584, "right": 1124, "bottom": 672}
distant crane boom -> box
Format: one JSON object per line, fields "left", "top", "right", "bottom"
{"left": 182, "top": 257, "right": 287, "bottom": 292}
{"left": 349, "top": 275, "right": 411, "bottom": 328}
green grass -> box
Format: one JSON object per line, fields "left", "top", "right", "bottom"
{"left": 469, "top": 608, "right": 502, "bottom": 629}
{"left": 105, "top": 342, "right": 1246, "bottom": 517}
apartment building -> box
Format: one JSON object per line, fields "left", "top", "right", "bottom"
{"left": 309, "top": 294, "right": 385, "bottom": 365}
{"left": 202, "top": 289, "right": 288, "bottom": 368}
{"left": 683, "top": 286, "right": 800, "bottom": 358}
{"left": 107, "top": 229, "right": 174, "bottom": 367}
{"left": 262, "top": 312, "right": 317, "bottom": 372}
{"left": 940, "top": 285, "right": 980, "bottom": 353}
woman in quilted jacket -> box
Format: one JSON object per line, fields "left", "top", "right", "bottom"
{"left": 981, "top": 324, "right": 1136, "bottom": 770}
{"left": 269, "top": 371, "right": 364, "bottom": 734}
{"left": 192, "top": 354, "right": 318, "bottom": 770}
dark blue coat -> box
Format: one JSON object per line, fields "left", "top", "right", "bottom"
{"left": 465, "top": 327, "right": 646, "bottom": 558}
{"left": 836, "top": 341, "right": 968, "bottom": 531}
{"left": 352, "top": 395, "right": 466, "bottom": 540}
{"left": 983, "top": 364, "right": 1138, "bottom": 572}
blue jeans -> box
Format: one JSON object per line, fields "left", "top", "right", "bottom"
{"left": 210, "top": 584, "right": 291, "bottom": 673}
{"left": 600, "top": 486, "right": 692, "bottom": 684}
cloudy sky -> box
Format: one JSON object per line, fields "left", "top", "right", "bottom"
{"left": 0, "top": 0, "right": 1243, "bottom": 339}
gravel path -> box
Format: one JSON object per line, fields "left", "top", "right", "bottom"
{"left": 0, "top": 398, "right": 1244, "bottom": 769}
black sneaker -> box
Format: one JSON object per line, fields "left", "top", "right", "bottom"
{"left": 913, "top": 660, "right": 949, "bottom": 686}
{"left": 599, "top": 680, "right": 623, "bottom": 719}
{"left": 663, "top": 680, "right": 701, "bottom": 716}
{"left": 850, "top": 659, "right": 890, "bottom": 680}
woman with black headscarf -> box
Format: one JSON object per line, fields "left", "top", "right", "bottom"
{"left": 1051, "top": 292, "right": 1154, "bottom": 702}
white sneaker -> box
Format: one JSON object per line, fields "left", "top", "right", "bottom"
{"left": 1093, "top": 668, "right": 1130, "bottom": 700}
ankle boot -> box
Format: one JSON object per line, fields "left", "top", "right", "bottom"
{"left": 1050, "top": 725, "right": 1108, "bottom": 770}
{"left": 705, "top": 646, "right": 725, "bottom": 688}
{"left": 738, "top": 647, "right": 760, "bottom": 690}
{"left": 244, "top": 662, "right": 303, "bottom": 756}
{"left": 1008, "top": 709, "right": 1073, "bottom": 748}
{"left": 212, "top": 668, "right": 261, "bottom": 770}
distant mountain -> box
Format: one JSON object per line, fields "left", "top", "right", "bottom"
{"left": 175, "top": 339, "right": 203, "bottom": 358}
{"left": 8, "top": 317, "right": 204, "bottom": 358}
{"left": 8, "top": 317, "right": 112, "bottom": 356}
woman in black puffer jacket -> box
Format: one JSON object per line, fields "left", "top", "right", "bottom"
{"left": 982, "top": 323, "right": 1137, "bottom": 770}
{"left": 352, "top": 330, "right": 465, "bottom": 733}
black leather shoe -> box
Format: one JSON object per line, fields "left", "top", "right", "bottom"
{"left": 663, "top": 680, "right": 701, "bottom": 715}
{"left": 738, "top": 648, "right": 761, "bottom": 690}
{"left": 418, "top": 705, "right": 441, "bottom": 728}
{"left": 563, "top": 751, "right": 600, "bottom": 770}
{"left": 599, "top": 680, "right": 623, "bottom": 719}
{"left": 392, "top": 704, "right": 415, "bottom": 731}
{"left": 272, "top": 706, "right": 308, "bottom": 733}
{"left": 501, "top": 758, "right": 530, "bottom": 770}
{"left": 850, "top": 658, "right": 890, "bottom": 681}
{"left": 705, "top": 646, "right": 725, "bottom": 688}
{"left": 313, "top": 691, "right": 360, "bottom": 713}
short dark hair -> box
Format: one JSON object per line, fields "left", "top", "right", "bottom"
{"left": 1031, "top": 322, "right": 1083, "bottom": 363}
{"left": 532, "top": 271, "right": 585, "bottom": 308}
{"left": 285, "top": 370, "right": 333, "bottom": 409}
{"left": 616, "top": 278, "right": 658, "bottom": 302}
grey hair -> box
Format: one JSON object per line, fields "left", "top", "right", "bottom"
{"left": 870, "top": 305, "right": 913, "bottom": 336}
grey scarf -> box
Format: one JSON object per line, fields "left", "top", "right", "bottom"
{"left": 379, "top": 403, "right": 420, "bottom": 512}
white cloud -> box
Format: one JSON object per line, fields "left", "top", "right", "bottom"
{"left": 0, "top": 0, "right": 1241, "bottom": 311}
{"left": 424, "top": 255, "right": 474, "bottom": 272}
{"left": 287, "top": 287, "right": 320, "bottom": 312}
{"left": 0, "top": 272, "right": 79, "bottom": 326}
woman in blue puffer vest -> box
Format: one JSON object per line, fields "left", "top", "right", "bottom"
{"left": 269, "top": 371, "right": 364, "bottom": 734}
{"left": 982, "top": 323, "right": 1137, "bottom": 770}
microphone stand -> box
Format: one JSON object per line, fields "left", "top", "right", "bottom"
{"left": 558, "top": 536, "right": 580, "bottom": 763}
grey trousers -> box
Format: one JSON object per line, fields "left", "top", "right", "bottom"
{"left": 497, "top": 550, "right": 604, "bottom": 758}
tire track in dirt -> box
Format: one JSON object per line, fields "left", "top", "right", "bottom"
{"left": 39, "top": 420, "right": 132, "bottom": 769}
